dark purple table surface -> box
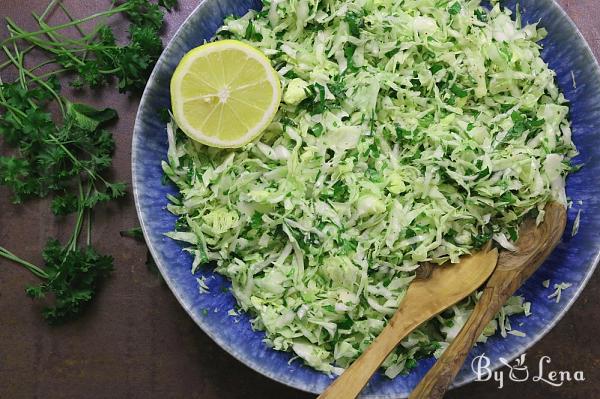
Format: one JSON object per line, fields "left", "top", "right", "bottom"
{"left": 1, "top": 1, "right": 599, "bottom": 398}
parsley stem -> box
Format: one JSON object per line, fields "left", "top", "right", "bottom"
{"left": 10, "top": 42, "right": 27, "bottom": 91}
{"left": 27, "top": 59, "right": 56, "bottom": 73}
{"left": 0, "top": 246, "right": 49, "bottom": 280}
{"left": 3, "top": 48, "right": 66, "bottom": 116}
{"left": 99, "top": 67, "right": 120, "bottom": 74}
{"left": 35, "top": 68, "right": 68, "bottom": 80}
{"left": 7, "top": 22, "right": 95, "bottom": 49}
{"left": 56, "top": 4, "right": 87, "bottom": 42}
{"left": 0, "top": 45, "right": 34, "bottom": 70}
{"left": 54, "top": 4, "right": 93, "bottom": 63}
{"left": 4, "top": 18, "right": 103, "bottom": 55}
{"left": 33, "top": 15, "right": 81, "bottom": 63}
{"left": 0, "top": 4, "right": 130, "bottom": 46}
{"left": 0, "top": 89, "right": 27, "bottom": 126}
{"left": 1, "top": 102, "right": 27, "bottom": 119}
{"left": 47, "top": 134, "right": 102, "bottom": 181}
{"left": 39, "top": 0, "right": 60, "bottom": 20}
{"left": 27, "top": 69, "right": 65, "bottom": 116}
{"left": 86, "top": 208, "right": 92, "bottom": 247}
{"left": 75, "top": 0, "right": 120, "bottom": 62}
{"left": 1, "top": 0, "right": 61, "bottom": 71}
{"left": 6, "top": 22, "right": 86, "bottom": 67}
{"left": 67, "top": 180, "right": 87, "bottom": 252}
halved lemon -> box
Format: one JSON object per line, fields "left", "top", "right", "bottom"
{"left": 170, "top": 40, "right": 282, "bottom": 148}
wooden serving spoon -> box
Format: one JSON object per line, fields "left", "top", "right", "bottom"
{"left": 318, "top": 246, "right": 499, "bottom": 399}
{"left": 409, "top": 202, "right": 567, "bottom": 399}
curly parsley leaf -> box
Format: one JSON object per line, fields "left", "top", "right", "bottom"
{"left": 24, "top": 240, "right": 114, "bottom": 324}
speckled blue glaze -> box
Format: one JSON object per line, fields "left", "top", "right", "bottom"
{"left": 132, "top": 0, "right": 600, "bottom": 397}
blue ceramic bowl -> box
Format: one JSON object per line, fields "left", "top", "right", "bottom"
{"left": 132, "top": 1, "right": 600, "bottom": 396}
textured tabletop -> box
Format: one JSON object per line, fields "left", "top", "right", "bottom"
{"left": 1, "top": 1, "right": 599, "bottom": 398}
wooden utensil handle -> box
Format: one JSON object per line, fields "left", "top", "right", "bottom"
{"left": 409, "top": 282, "right": 508, "bottom": 399}
{"left": 318, "top": 311, "right": 424, "bottom": 399}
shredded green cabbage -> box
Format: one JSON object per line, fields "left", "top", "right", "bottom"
{"left": 163, "top": 0, "right": 576, "bottom": 376}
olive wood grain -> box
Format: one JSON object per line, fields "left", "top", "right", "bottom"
{"left": 318, "top": 247, "right": 499, "bottom": 399}
{"left": 409, "top": 202, "right": 567, "bottom": 399}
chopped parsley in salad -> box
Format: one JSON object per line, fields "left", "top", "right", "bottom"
{"left": 163, "top": 0, "right": 577, "bottom": 377}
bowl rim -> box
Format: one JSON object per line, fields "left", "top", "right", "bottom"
{"left": 131, "top": 0, "right": 600, "bottom": 397}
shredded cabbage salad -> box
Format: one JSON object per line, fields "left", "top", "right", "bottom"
{"left": 162, "top": 0, "right": 577, "bottom": 377}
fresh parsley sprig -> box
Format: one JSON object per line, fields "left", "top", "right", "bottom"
{"left": 0, "top": 182, "right": 114, "bottom": 324}
{"left": 1, "top": 0, "right": 176, "bottom": 92}
{"left": 0, "top": 0, "right": 175, "bottom": 324}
